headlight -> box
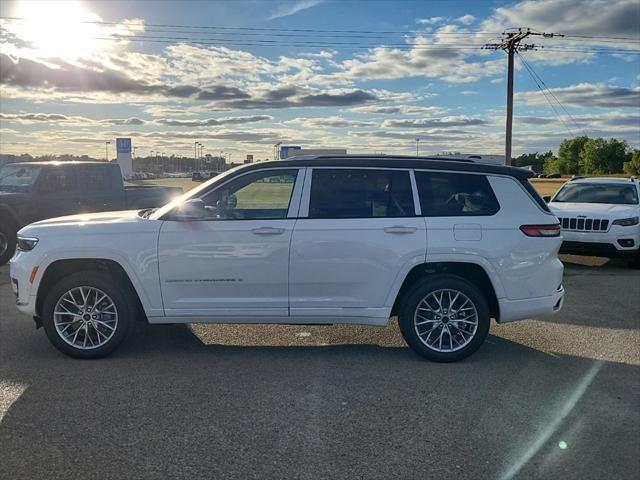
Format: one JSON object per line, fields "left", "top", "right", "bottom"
{"left": 612, "top": 217, "right": 639, "bottom": 227}
{"left": 16, "top": 236, "right": 39, "bottom": 251}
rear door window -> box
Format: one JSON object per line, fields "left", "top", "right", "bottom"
{"left": 84, "top": 166, "right": 113, "bottom": 191}
{"left": 415, "top": 171, "right": 499, "bottom": 216}
{"left": 308, "top": 169, "right": 414, "bottom": 218}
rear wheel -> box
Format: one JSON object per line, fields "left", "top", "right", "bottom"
{"left": 398, "top": 275, "right": 490, "bottom": 362}
{"left": 0, "top": 223, "right": 17, "bottom": 265}
{"left": 41, "top": 272, "right": 133, "bottom": 359}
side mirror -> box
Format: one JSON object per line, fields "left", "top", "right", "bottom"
{"left": 542, "top": 195, "right": 551, "bottom": 203}
{"left": 173, "top": 198, "right": 206, "bottom": 221}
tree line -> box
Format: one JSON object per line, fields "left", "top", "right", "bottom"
{"left": 513, "top": 137, "right": 640, "bottom": 176}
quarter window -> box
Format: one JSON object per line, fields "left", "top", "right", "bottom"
{"left": 308, "top": 169, "right": 414, "bottom": 218}
{"left": 200, "top": 169, "right": 298, "bottom": 220}
{"left": 84, "top": 167, "right": 113, "bottom": 191}
{"left": 415, "top": 171, "right": 499, "bottom": 216}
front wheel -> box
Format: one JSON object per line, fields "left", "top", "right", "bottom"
{"left": 41, "top": 272, "right": 133, "bottom": 359}
{"left": 398, "top": 275, "right": 490, "bottom": 362}
{"left": 628, "top": 250, "right": 640, "bottom": 269}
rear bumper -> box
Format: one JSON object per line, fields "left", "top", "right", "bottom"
{"left": 497, "top": 285, "right": 565, "bottom": 323}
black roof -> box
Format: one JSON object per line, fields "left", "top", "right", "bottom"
{"left": 240, "top": 155, "right": 534, "bottom": 179}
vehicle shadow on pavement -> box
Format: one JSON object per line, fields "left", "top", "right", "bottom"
{"left": 1, "top": 322, "right": 638, "bottom": 480}
{"left": 547, "top": 257, "right": 640, "bottom": 330}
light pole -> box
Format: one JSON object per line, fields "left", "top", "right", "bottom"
{"left": 105, "top": 141, "right": 111, "bottom": 162}
{"left": 194, "top": 141, "right": 198, "bottom": 172}
{"left": 415, "top": 138, "right": 420, "bottom": 156}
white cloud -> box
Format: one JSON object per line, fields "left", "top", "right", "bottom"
{"left": 417, "top": 17, "right": 446, "bottom": 25}
{"left": 269, "top": 0, "right": 324, "bottom": 20}
{"left": 456, "top": 14, "right": 476, "bottom": 25}
{"left": 350, "top": 105, "right": 447, "bottom": 115}
{"left": 515, "top": 83, "right": 640, "bottom": 108}
{"left": 286, "top": 116, "right": 377, "bottom": 128}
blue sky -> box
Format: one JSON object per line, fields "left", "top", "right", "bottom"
{"left": 0, "top": 0, "right": 638, "bottom": 160}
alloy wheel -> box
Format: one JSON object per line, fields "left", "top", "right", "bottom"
{"left": 413, "top": 289, "right": 478, "bottom": 352}
{"left": 53, "top": 286, "right": 118, "bottom": 350}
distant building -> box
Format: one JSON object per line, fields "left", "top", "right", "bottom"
{"left": 245, "top": 154, "right": 254, "bottom": 164}
{"left": 204, "top": 154, "right": 226, "bottom": 172}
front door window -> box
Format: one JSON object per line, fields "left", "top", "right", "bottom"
{"left": 200, "top": 170, "right": 298, "bottom": 220}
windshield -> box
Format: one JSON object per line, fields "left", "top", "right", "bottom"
{"left": 553, "top": 182, "right": 639, "bottom": 205}
{"left": 0, "top": 165, "right": 42, "bottom": 192}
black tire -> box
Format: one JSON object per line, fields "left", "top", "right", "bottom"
{"left": 0, "top": 223, "right": 17, "bottom": 265}
{"left": 629, "top": 250, "right": 640, "bottom": 269}
{"left": 398, "top": 275, "right": 490, "bottom": 362}
{"left": 41, "top": 272, "right": 133, "bottom": 359}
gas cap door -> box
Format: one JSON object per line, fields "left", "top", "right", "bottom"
{"left": 453, "top": 223, "right": 482, "bottom": 241}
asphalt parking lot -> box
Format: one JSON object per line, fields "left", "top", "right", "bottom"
{"left": 0, "top": 257, "right": 638, "bottom": 480}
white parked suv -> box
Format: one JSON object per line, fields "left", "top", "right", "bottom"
{"left": 10, "top": 156, "right": 565, "bottom": 361}
{"left": 546, "top": 177, "right": 640, "bottom": 268}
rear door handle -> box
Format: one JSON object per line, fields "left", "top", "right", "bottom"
{"left": 252, "top": 227, "right": 285, "bottom": 235}
{"left": 384, "top": 225, "right": 417, "bottom": 234}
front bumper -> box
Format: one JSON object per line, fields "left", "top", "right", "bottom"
{"left": 498, "top": 285, "right": 565, "bottom": 323}
{"left": 9, "top": 250, "right": 40, "bottom": 315}
{"left": 560, "top": 241, "right": 638, "bottom": 258}
{"left": 559, "top": 227, "right": 640, "bottom": 258}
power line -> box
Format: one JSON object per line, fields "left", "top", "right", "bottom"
{"left": 515, "top": 51, "right": 576, "bottom": 138}
{"left": 517, "top": 52, "right": 589, "bottom": 137}
{"left": 0, "top": 16, "right": 500, "bottom": 36}
{"left": 2, "top": 27, "right": 636, "bottom": 54}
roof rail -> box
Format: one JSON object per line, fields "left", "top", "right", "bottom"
{"left": 282, "top": 154, "right": 474, "bottom": 163}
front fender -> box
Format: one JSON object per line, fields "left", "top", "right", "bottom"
{"left": 32, "top": 247, "right": 164, "bottom": 318}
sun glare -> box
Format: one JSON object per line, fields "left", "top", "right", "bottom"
{"left": 13, "top": 0, "right": 103, "bottom": 59}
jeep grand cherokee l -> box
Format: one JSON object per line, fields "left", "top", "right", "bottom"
{"left": 10, "top": 155, "right": 565, "bottom": 361}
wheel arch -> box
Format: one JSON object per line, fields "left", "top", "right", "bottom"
{"left": 0, "top": 205, "right": 20, "bottom": 232}
{"left": 35, "top": 258, "right": 147, "bottom": 321}
{"left": 390, "top": 261, "right": 501, "bottom": 321}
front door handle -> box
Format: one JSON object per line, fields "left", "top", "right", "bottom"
{"left": 384, "top": 225, "right": 417, "bottom": 234}
{"left": 252, "top": 227, "right": 285, "bottom": 235}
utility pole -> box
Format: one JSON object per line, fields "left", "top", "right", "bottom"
{"left": 194, "top": 141, "right": 198, "bottom": 172}
{"left": 415, "top": 138, "right": 420, "bottom": 156}
{"left": 105, "top": 141, "right": 110, "bottom": 162}
{"left": 483, "top": 28, "right": 562, "bottom": 165}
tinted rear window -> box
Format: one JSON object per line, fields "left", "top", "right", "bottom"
{"left": 309, "top": 169, "right": 414, "bottom": 218}
{"left": 415, "top": 171, "right": 500, "bottom": 216}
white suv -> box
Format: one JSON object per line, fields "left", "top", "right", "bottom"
{"left": 547, "top": 177, "right": 640, "bottom": 268}
{"left": 10, "top": 156, "right": 565, "bottom": 361}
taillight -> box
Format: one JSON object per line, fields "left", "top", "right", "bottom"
{"left": 520, "top": 224, "right": 561, "bottom": 237}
